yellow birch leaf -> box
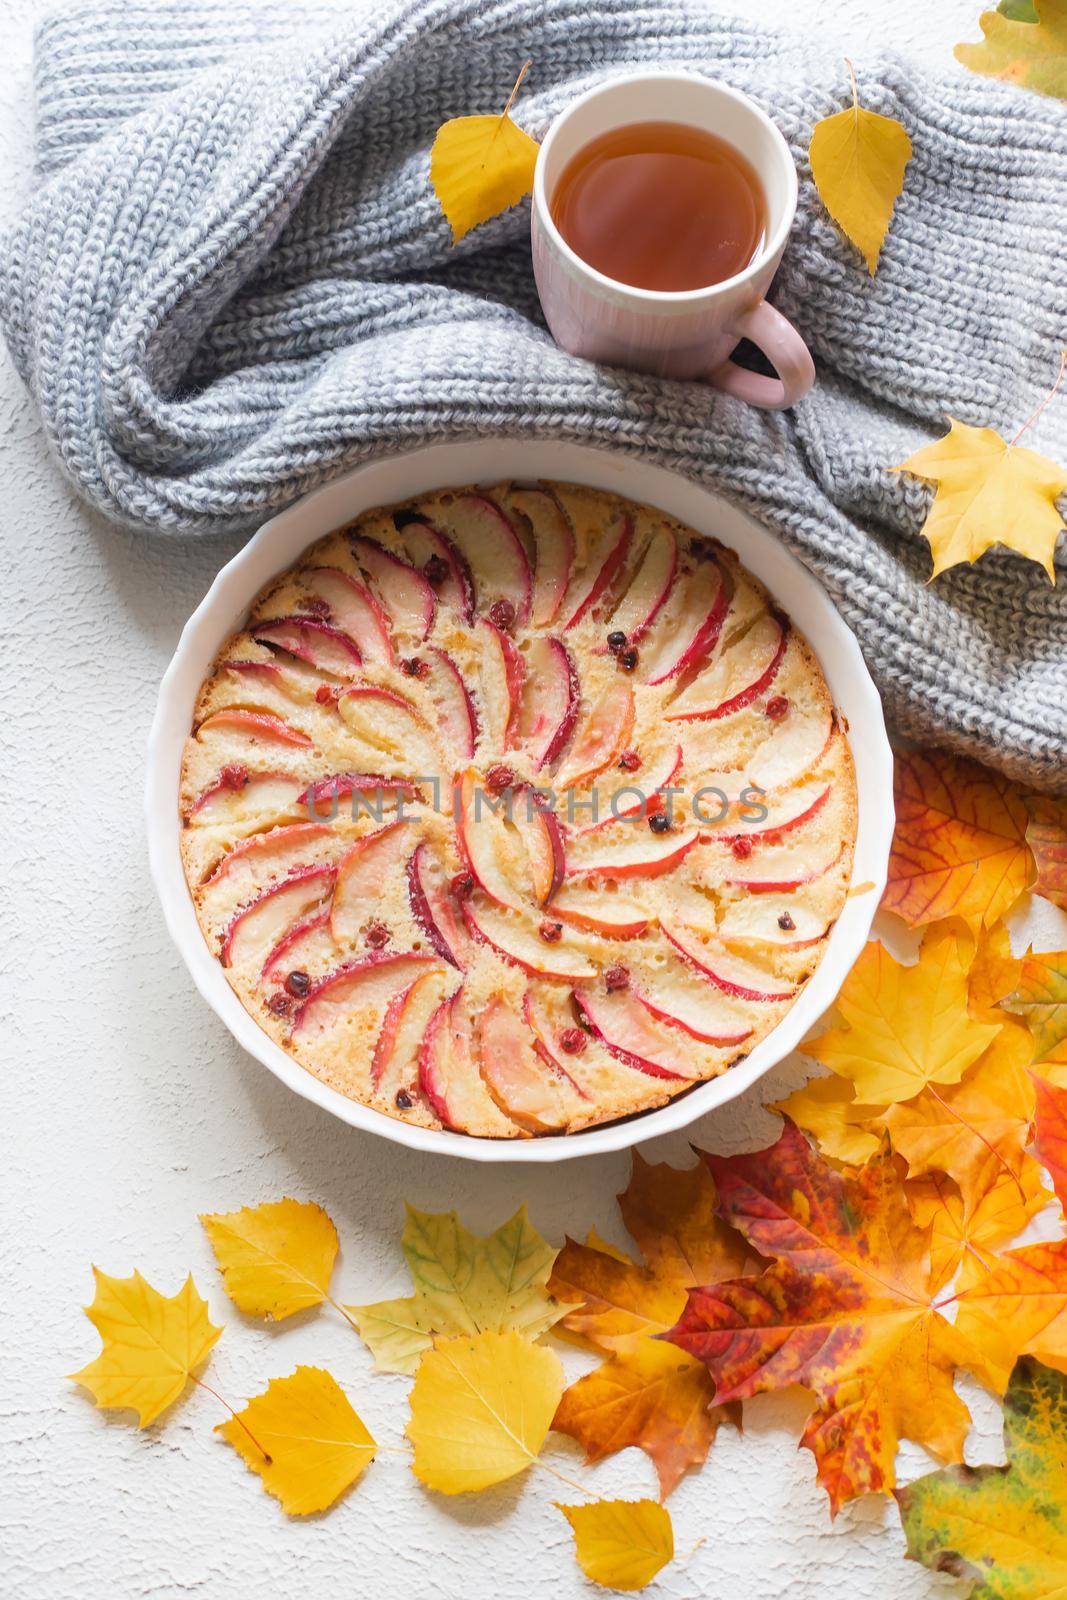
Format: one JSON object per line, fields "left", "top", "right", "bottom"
{"left": 407, "top": 1329, "right": 564, "bottom": 1493}
{"left": 556, "top": 1499, "right": 674, "bottom": 1591}
{"left": 69, "top": 1268, "right": 221, "bottom": 1426}
{"left": 217, "top": 1366, "right": 375, "bottom": 1515}
{"left": 200, "top": 1197, "right": 338, "bottom": 1320}
{"left": 804, "top": 929, "right": 1001, "bottom": 1106}
{"left": 350, "top": 1203, "right": 563, "bottom": 1374}
{"left": 894, "top": 415, "right": 1067, "bottom": 579}
{"left": 809, "top": 61, "right": 912, "bottom": 273}
{"left": 955, "top": 0, "right": 1067, "bottom": 99}
{"left": 772, "top": 1072, "right": 883, "bottom": 1166}
{"left": 430, "top": 62, "right": 539, "bottom": 244}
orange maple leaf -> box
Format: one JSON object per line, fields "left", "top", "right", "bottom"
{"left": 954, "top": 1240, "right": 1067, "bottom": 1393}
{"left": 906, "top": 1162, "right": 1050, "bottom": 1294}
{"left": 966, "top": 922, "right": 1024, "bottom": 1022}
{"left": 664, "top": 1122, "right": 971, "bottom": 1513}
{"left": 1001, "top": 950, "right": 1067, "bottom": 1063}
{"left": 548, "top": 1153, "right": 745, "bottom": 1497}
{"left": 1025, "top": 796, "right": 1067, "bottom": 912}
{"left": 1033, "top": 1072, "right": 1067, "bottom": 1211}
{"left": 881, "top": 749, "right": 1031, "bottom": 932}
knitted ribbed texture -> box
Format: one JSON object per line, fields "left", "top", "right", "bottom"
{"left": 1, "top": 0, "right": 1065, "bottom": 787}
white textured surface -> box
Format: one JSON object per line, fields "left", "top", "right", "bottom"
{"left": 3, "top": 3, "right": 1064, "bottom": 1597}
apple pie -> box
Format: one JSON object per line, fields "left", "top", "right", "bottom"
{"left": 179, "top": 481, "right": 857, "bottom": 1138}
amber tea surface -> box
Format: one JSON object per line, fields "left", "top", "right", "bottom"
{"left": 550, "top": 120, "right": 767, "bottom": 293}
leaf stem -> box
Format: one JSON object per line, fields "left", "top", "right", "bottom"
{"left": 326, "top": 1292, "right": 364, "bottom": 1337}
{"left": 1010, "top": 347, "right": 1067, "bottom": 447}
{"left": 536, "top": 1454, "right": 599, "bottom": 1498}
{"left": 502, "top": 59, "right": 533, "bottom": 123}
{"left": 844, "top": 57, "right": 859, "bottom": 112}
{"left": 192, "top": 1375, "right": 271, "bottom": 1462}
{"left": 932, "top": 1288, "right": 959, "bottom": 1313}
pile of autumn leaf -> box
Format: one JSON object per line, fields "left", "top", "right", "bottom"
{"left": 71, "top": 746, "right": 1067, "bottom": 1594}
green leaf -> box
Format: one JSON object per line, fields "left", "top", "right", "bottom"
{"left": 897, "top": 1357, "right": 1067, "bottom": 1598}
{"left": 348, "top": 1204, "right": 564, "bottom": 1373}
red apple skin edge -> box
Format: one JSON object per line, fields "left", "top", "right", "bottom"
{"left": 349, "top": 533, "right": 437, "bottom": 639}
{"left": 221, "top": 863, "right": 336, "bottom": 966}
{"left": 636, "top": 988, "right": 752, "bottom": 1047}
{"left": 521, "top": 990, "right": 589, "bottom": 1097}
{"left": 646, "top": 566, "right": 730, "bottom": 687}
{"left": 711, "top": 784, "right": 830, "bottom": 844}
{"left": 204, "top": 821, "right": 332, "bottom": 887}
{"left": 666, "top": 616, "right": 788, "bottom": 718}
{"left": 566, "top": 831, "right": 699, "bottom": 881}
{"left": 253, "top": 615, "right": 365, "bottom": 674}
{"left": 660, "top": 924, "right": 796, "bottom": 1003}
{"left": 261, "top": 908, "right": 331, "bottom": 981}
{"left": 563, "top": 514, "right": 633, "bottom": 630}
{"left": 573, "top": 992, "right": 686, "bottom": 1081}
{"left": 293, "top": 950, "right": 437, "bottom": 1031}
{"left": 406, "top": 843, "right": 466, "bottom": 969}
{"left": 457, "top": 494, "right": 534, "bottom": 627}
{"left": 197, "top": 709, "right": 313, "bottom": 747}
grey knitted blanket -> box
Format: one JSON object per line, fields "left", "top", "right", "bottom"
{"left": 2, "top": 0, "right": 1066, "bottom": 787}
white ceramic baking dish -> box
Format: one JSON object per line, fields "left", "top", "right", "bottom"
{"left": 146, "top": 439, "right": 894, "bottom": 1162}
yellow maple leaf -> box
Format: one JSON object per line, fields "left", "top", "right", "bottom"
{"left": 556, "top": 1499, "right": 674, "bottom": 1591}
{"left": 69, "top": 1268, "right": 221, "bottom": 1426}
{"left": 772, "top": 1072, "right": 883, "bottom": 1166}
{"left": 955, "top": 0, "right": 1067, "bottom": 100}
{"left": 407, "top": 1329, "right": 564, "bottom": 1493}
{"left": 809, "top": 60, "right": 912, "bottom": 273}
{"left": 878, "top": 1025, "right": 1037, "bottom": 1213}
{"left": 805, "top": 929, "right": 1001, "bottom": 1106}
{"left": 430, "top": 61, "right": 539, "bottom": 244}
{"left": 350, "top": 1203, "right": 562, "bottom": 1374}
{"left": 217, "top": 1366, "right": 376, "bottom": 1515}
{"left": 200, "top": 1197, "right": 338, "bottom": 1321}
{"left": 893, "top": 354, "right": 1067, "bottom": 579}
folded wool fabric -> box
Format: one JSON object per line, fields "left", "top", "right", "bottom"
{"left": 2, "top": 0, "right": 1066, "bottom": 787}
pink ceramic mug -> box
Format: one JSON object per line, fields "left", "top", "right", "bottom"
{"left": 531, "top": 73, "right": 815, "bottom": 410}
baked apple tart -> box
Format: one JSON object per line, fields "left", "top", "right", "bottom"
{"left": 180, "top": 481, "right": 857, "bottom": 1137}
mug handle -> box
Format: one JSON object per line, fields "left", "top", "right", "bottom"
{"left": 710, "top": 301, "right": 816, "bottom": 411}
